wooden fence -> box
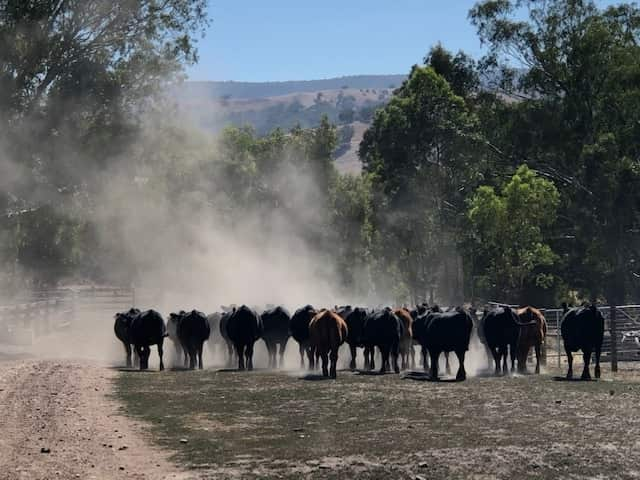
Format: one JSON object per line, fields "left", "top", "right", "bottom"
{"left": 0, "top": 287, "right": 136, "bottom": 345}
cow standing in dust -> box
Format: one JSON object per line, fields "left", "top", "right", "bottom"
{"left": 114, "top": 308, "right": 140, "bottom": 368}
{"left": 362, "top": 308, "right": 404, "bottom": 374}
{"left": 177, "top": 310, "right": 211, "bottom": 370}
{"left": 261, "top": 306, "right": 291, "bottom": 369}
{"left": 561, "top": 304, "right": 604, "bottom": 379}
{"left": 226, "top": 305, "right": 263, "bottom": 371}
{"left": 290, "top": 305, "right": 317, "bottom": 369}
{"left": 415, "top": 307, "right": 473, "bottom": 381}
{"left": 130, "top": 309, "right": 166, "bottom": 371}
{"left": 516, "top": 306, "right": 547, "bottom": 374}
{"left": 308, "top": 309, "right": 348, "bottom": 378}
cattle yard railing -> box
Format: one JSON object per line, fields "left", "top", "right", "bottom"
{"left": 0, "top": 286, "right": 137, "bottom": 345}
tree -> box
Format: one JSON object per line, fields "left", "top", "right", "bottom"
{"left": 465, "top": 165, "right": 560, "bottom": 303}
{"left": 359, "top": 66, "right": 482, "bottom": 303}
{"left": 470, "top": 0, "right": 640, "bottom": 303}
{"left": 425, "top": 43, "right": 480, "bottom": 99}
{"left": 0, "top": 0, "right": 208, "bottom": 201}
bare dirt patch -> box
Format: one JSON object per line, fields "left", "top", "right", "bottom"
{"left": 0, "top": 359, "right": 192, "bottom": 480}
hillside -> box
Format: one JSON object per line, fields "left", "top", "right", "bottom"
{"left": 177, "top": 74, "right": 406, "bottom": 99}
{"left": 172, "top": 76, "right": 407, "bottom": 174}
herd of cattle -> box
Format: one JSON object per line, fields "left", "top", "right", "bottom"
{"left": 113, "top": 302, "right": 605, "bottom": 380}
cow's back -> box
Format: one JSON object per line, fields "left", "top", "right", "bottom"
{"left": 309, "top": 310, "right": 347, "bottom": 350}
{"left": 130, "top": 310, "right": 166, "bottom": 346}
{"left": 425, "top": 310, "right": 473, "bottom": 352}
{"left": 561, "top": 307, "right": 604, "bottom": 351}
{"left": 178, "top": 310, "right": 211, "bottom": 344}
{"left": 290, "top": 305, "right": 316, "bottom": 343}
{"left": 363, "top": 310, "right": 402, "bottom": 348}
{"left": 344, "top": 308, "right": 367, "bottom": 346}
{"left": 227, "top": 306, "right": 262, "bottom": 344}
{"left": 262, "top": 307, "right": 291, "bottom": 341}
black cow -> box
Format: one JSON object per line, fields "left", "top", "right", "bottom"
{"left": 178, "top": 310, "right": 211, "bottom": 370}
{"left": 561, "top": 304, "right": 604, "bottom": 379}
{"left": 416, "top": 307, "right": 473, "bottom": 381}
{"left": 290, "top": 305, "right": 317, "bottom": 369}
{"left": 342, "top": 307, "right": 368, "bottom": 370}
{"left": 226, "top": 305, "right": 263, "bottom": 371}
{"left": 412, "top": 305, "right": 440, "bottom": 371}
{"left": 167, "top": 311, "right": 188, "bottom": 367}
{"left": 261, "top": 306, "right": 291, "bottom": 368}
{"left": 362, "top": 308, "right": 403, "bottom": 374}
{"left": 129, "top": 309, "right": 166, "bottom": 371}
{"left": 113, "top": 308, "right": 140, "bottom": 367}
{"left": 481, "top": 306, "right": 520, "bottom": 375}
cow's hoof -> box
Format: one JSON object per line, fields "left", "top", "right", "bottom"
{"left": 581, "top": 373, "right": 591, "bottom": 380}
{"left": 394, "top": 367, "right": 400, "bottom": 374}
{"left": 595, "top": 367, "right": 601, "bottom": 379}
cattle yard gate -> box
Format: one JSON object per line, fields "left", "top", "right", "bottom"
{"left": 0, "top": 287, "right": 137, "bottom": 346}
{"left": 1, "top": 288, "right": 640, "bottom": 370}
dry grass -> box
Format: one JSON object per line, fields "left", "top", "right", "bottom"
{"left": 115, "top": 362, "right": 640, "bottom": 479}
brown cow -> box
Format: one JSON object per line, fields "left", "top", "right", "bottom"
{"left": 516, "top": 306, "right": 547, "bottom": 374}
{"left": 309, "top": 309, "right": 348, "bottom": 378}
{"left": 394, "top": 308, "right": 414, "bottom": 370}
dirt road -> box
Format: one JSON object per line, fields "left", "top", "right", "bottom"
{"left": 0, "top": 360, "right": 191, "bottom": 480}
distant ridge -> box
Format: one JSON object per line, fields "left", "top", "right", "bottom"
{"left": 178, "top": 74, "right": 407, "bottom": 99}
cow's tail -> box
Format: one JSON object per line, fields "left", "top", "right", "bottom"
{"left": 327, "top": 319, "right": 344, "bottom": 354}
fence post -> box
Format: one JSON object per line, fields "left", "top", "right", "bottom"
{"left": 44, "top": 300, "right": 51, "bottom": 334}
{"left": 541, "top": 309, "right": 547, "bottom": 366}
{"left": 610, "top": 305, "right": 618, "bottom": 373}
{"left": 556, "top": 311, "right": 561, "bottom": 369}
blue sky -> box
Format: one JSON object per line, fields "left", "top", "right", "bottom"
{"left": 187, "top": 0, "right": 621, "bottom": 82}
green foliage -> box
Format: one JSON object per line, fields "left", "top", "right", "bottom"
{"left": 359, "top": 66, "right": 481, "bottom": 303}
{"left": 465, "top": 165, "right": 560, "bottom": 301}
{"left": 470, "top": 0, "right": 640, "bottom": 303}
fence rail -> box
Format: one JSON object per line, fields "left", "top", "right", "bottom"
{"left": 0, "top": 286, "right": 136, "bottom": 345}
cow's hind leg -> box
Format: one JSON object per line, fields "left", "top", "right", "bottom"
{"left": 123, "top": 342, "right": 132, "bottom": 368}
{"left": 379, "top": 346, "right": 390, "bottom": 374}
{"left": 565, "top": 347, "right": 573, "bottom": 379}
{"left": 246, "top": 343, "right": 255, "bottom": 371}
{"left": 534, "top": 343, "right": 541, "bottom": 374}
{"left": 491, "top": 348, "right": 501, "bottom": 375}
{"left": 235, "top": 343, "right": 246, "bottom": 370}
{"left": 594, "top": 345, "right": 602, "bottom": 379}
{"left": 278, "top": 338, "right": 288, "bottom": 369}
{"left": 329, "top": 348, "right": 338, "bottom": 379}
{"left": 455, "top": 349, "right": 466, "bottom": 381}
{"left": 198, "top": 342, "right": 204, "bottom": 370}
{"left": 421, "top": 346, "right": 428, "bottom": 372}
{"left": 444, "top": 352, "right": 451, "bottom": 375}
{"left": 429, "top": 350, "right": 440, "bottom": 380}
{"left": 349, "top": 344, "right": 357, "bottom": 370}
{"left": 158, "top": 340, "right": 165, "bottom": 372}
{"left": 581, "top": 348, "right": 592, "bottom": 380}
{"left": 392, "top": 345, "right": 400, "bottom": 374}
{"left": 320, "top": 349, "right": 329, "bottom": 377}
